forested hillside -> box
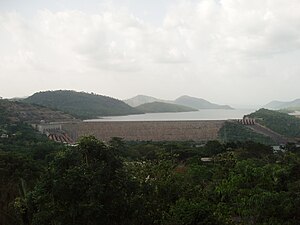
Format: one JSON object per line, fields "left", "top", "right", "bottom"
{"left": 249, "top": 108, "right": 300, "bottom": 138}
{"left": 0, "top": 99, "right": 77, "bottom": 123}
{"left": 219, "top": 121, "right": 275, "bottom": 145}
{"left": 23, "top": 90, "right": 142, "bottom": 119}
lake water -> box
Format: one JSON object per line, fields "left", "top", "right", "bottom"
{"left": 85, "top": 109, "right": 256, "bottom": 122}
{"left": 290, "top": 111, "right": 300, "bottom": 116}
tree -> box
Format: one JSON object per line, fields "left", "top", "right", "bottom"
{"left": 23, "top": 136, "right": 136, "bottom": 225}
{"left": 163, "top": 198, "right": 221, "bottom": 225}
{"left": 0, "top": 152, "right": 40, "bottom": 225}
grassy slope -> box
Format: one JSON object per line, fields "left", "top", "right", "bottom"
{"left": 136, "top": 101, "right": 198, "bottom": 113}
{"left": 248, "top": 108, "right": 300, "bottom": 138}
{"left": 23, "top": 90, "right": 142, "bottom": 119}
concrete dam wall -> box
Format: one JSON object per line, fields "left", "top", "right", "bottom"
{"left": 62, "top": 120, "right": 225, "bottom": 142}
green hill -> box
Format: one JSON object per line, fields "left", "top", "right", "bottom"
{"left": 23, "top": 90, "right": 142, "bottom": 119}
{"left": 136, "top": 101, "right": 198, "bottom": 113}
{"left": 248, "top": 108, "right": 300, "bottom": 138}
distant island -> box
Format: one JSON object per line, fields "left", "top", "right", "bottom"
{"left": 136, "top": 101, "right": 198, "bottom": 113}
{"left": 174, "top": 95, "right": 233, "bottom": 110}
{"left": 124, "top": 95, "right": 172, "bottom": 107}
{"left": 124, "top": 95, "right": 233, "bottom": 110}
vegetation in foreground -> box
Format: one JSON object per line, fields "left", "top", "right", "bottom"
{"left": 1, "top": 117, "right": 300, "bottom": 224}
{"left": 1, "top": 105, "right": 300, "bottom": 225}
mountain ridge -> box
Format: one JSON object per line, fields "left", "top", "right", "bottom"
{"left": 124, "top": 95, "right": 172, "bottom": 107}
{"left": 124, "top": 94, "right": 233, "bottom": 109}
{"left": 136, "top": 101, "right": 198, "bottom": 113}
{"left": 264, "top": 98, "right": 300, "bottom": 110}
{"left": 174, "top": 95, "right": 233, "bottom": 109}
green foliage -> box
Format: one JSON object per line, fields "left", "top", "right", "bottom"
{"left": 163, "top": 198, "right": 221, "bottom": 225}
{"left": 249, "top": 108, "right": 300, "bottom": 138}
{"left": 0, "top": 109, "right": 65, "bottom": 225}
{"left": 219, "top": 121, "right": 276, "bottom": 145}
{"left": 23, "top": 90, "right": 142, "bottom": 119}
{"left": 0, "top": 103, "right": 8, "bottom": 124}
{"left": 215, "top": 157, "right": 300, "bottom": 224}
{"left": 0, "top": 152, "right": 41, "bottom": 225}
{"left": 26, "top": 136, "right": 136, "bottom": 225}
{"left": 136, "top": 101, "right": 198, "bottom": 113}
{"left": 3, "top": 138, "right": 300, "bottom": 225}
{"left": 0, "top": 122, "right": 63, "bottom": 160}
{"left": 203, "top": 140, "right": 226, "bottom": 156}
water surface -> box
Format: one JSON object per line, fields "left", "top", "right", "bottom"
{"left": 85, "top": 109, "right": 256, "bottom": 122}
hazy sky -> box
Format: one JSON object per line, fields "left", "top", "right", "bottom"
{"left": 1, "top": 0, "right": 300, "bottom": 106}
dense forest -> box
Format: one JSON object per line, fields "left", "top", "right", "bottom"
{"left": 23, "top": 90, "right": 142, "bottom": 119}
{"left": 1, "top": 106, "right": 300, "bottom": 225}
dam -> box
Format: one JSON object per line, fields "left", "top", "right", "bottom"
{"left": 61, "top": 120, "right": 226, "bottom": 142}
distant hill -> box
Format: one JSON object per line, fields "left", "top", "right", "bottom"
{"left": 125, "top": 94, "right": 233, "bottom": 109}
{"left": 23, "top": 90, "right": 142, "bottom": 119}
{"left": 264, "top": 101, "right": 287, "bottom": 109}
{"left": 124, "top": 95, "right": 171, "bottom": 107}
{"left": 264, "top": 99, "right": 300, "bottom": 110}
{"left": 174, "top": 95, "right": 233, "bottom": 109}
{"left": 136, "top": 102, "right": 198, "bottom": 113}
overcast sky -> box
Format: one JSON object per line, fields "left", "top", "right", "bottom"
{"left": 1, "top": 0, "right": 300, "bottom": 106}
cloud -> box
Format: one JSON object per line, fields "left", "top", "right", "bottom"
{"left": 0, "top": 0, "right": 300, "bottom": 104}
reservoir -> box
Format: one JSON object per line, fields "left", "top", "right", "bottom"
{"left": 85, "top": 109, "right": 256, "bottom": 122}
